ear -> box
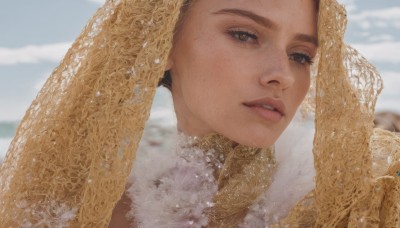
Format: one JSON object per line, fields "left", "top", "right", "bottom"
{"left": 165, "top": 52, "right": 174, "bottom": 71}
{"left": 165, "top": 57, "right": 173, "bottom": 71}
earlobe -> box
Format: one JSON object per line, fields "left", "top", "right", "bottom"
{"left": 165, "top": 54, "right": 174, "bottom": 71}
{"left": 165, "top": 59, "right": 173, "bottom": 71}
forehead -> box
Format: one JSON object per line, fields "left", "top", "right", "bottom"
{"left": 189, "top": 0, "right": 317, "bottom": 11}
{"left": 187, "top": 0, "right": 318, "bottom": 33}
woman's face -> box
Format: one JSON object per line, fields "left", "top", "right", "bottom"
{"left": 168, "top": 0, "right": 318, "bottom": 147}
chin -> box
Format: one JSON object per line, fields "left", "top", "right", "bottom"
{"left": 229, "top": 131, "right": 280, "bottom": 148}
{"left": 241, "top": 137, "right": 277, "bottom": 148}
{"left": 215, "top": 121, "right": 287, "bottom": 148}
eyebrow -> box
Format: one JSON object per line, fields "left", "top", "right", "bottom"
{"left": 213, "top": 8, "right": 279, "bottom": 30}
{"left": 294, "top": 34, "right": 319, "bottom": 47}
{"left": 213, "top": 8, "right": 319, "bottom": 47}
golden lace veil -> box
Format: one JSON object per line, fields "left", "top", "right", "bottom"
{"left": 0, "top": 0, "right": 399, "bottom": 227}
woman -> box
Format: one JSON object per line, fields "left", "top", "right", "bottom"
{"left": 163, "top": 0, "right": 317, "bottom": 148}
{"left": 0, "top": 0, "right": 399, "bottom": 227}
{"left": 111, "top": 0, "right": 317, "bottom": 226}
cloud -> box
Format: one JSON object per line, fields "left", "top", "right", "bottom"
{"left": 0, "top": 99, "right": 31, "bottom": 121}
{"left": 380, "top": 71, "right": 400, "bottom": 96}
{"left": 0, "top": 71, "right": 50, "bottom": 121}
{"left": 352, "top": 41, "right": 400, "bottom": 64}
{"left": 87, "top": 0, "right": 105, "bottom": 4}
{"left": 376, "top": 71, "right": 400, "bottom": 113}
{"left": 350, "top": 7, "right": 400, "bottom": 21}
{"left": 0, "top": 139, "right": 12, "bottom": 161}
{"left": 338, "top": 0, "right": 358, "bottom": 13}
{"left": 0, "top": 42, "right": 71, "bottom": 65}
{"left": 368, "top": 34, "right": 395, "bottom": 43}
{"left": 34, "top": 72, "right": 51, "bottom": 92}
{"left": 377, "top": 96, "right": 400, "bottom": 114}
{"left": 349, "top": 7, "right": 400, "bottom": 29}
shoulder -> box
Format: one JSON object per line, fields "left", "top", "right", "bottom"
{"left": 109, "top": 185, "right": 136, "bottom": 228}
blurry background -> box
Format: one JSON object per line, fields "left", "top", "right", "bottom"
{"left": 1, "top": 0, "right": 399, "bottom": 157}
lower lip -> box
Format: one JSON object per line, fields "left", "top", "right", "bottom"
{"left": 246, "top": 105, "right": 283, "bottom": 122}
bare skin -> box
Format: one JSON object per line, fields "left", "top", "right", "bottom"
{"left": 109, "top": 0, "right": 318, "bottom": 226}
{"left": 108, "top": 191, "right": 133, "bottom": 228}
{"left": 168, "top": 0, "right": 317, "bottom": 147}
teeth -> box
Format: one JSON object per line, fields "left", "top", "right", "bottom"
{"left": 259, "top": 104, "right": 275, "bottom": 111}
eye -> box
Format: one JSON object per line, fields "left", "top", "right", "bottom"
{"left": 228, "top": 30, "right": 258, "bottom": 43}
{"left": 289, "top": 53, "right": 314, "bottom": 65}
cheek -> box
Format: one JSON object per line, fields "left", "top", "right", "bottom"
{"left": 180, "top": 39, "right": 250, "bottom": 124}
{"left": 181, "top": 37, "right": 241, "bottom": 97}
{"left": 300, "top": 75, "right": 311, "bottom": 97}
{"left": 293, "top": 73, "right": 311, "bottom": 106}
{"left": 178, "top": 43, "right": 229, "bottom": 106}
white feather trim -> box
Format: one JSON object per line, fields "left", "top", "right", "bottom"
{"left": 241, "top": 117, "right": 315, "bottom": 226}
{"left": 127, "top": 113, "right": 315, "bottom": 227}
{"left": 128, "top": 134, "right": 217, "bottom": 227}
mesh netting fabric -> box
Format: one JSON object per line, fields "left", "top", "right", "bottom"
{"left": 1, "top": 0, "right": 399, "bottom": 227}
{"left": 0, "top": 0, "right": 183, "bottom": 226}
{"left": 193, "top": 135, "right": 276, "bottom": 227}
{"left": 313, "top": 0, "right": 380, "bottom": 225}
{"left": 312, "top": 0, "right": 395, "bottom": 225}
{"left": 275, "top": 0, "right": 400, "bottom": 227}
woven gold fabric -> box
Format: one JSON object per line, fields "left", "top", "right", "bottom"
{"left": 274, "top": 0, "right": 400, "bottom": 227}
{"left": 314, "top": 0, "right": 380, "bottom": 225}
{"left": 194, "top": 134, "right": 276, "bottom": 227}
{"left": 1, "top": 0, "right": 399, "bottom": 227}
{"left": 0, "top": 0, "right": 183, "bottom": 226}
{"left": 273, "top": 129, "right": 400, "bottom": 227}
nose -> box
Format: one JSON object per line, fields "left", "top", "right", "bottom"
{"left": 259, "top": 50, "right": 294, "bottom": 91}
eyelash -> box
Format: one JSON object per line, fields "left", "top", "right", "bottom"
{"left": 227, "top": 29, "right": 258, "bottom": 43}
{"left": 227, "top": 29, "right": 314, "bottom": 65}
{"left": 289, "top": 53, "right": 314, "bottom": 65}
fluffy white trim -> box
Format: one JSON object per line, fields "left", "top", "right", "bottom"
{"left": 242, "top": 118, "right": 315, "bottom": 226}
{"left": 128, "top": 134, "right": 217, "bottom": 227}
{"left": 128, "top": 115, "right": 315, "bottom": 227}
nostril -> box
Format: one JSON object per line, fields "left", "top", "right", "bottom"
{"left": 267, "top": 80, "right": 280, "bottom": 84}
{"left": 259, "top": 76, "right": 281, "bottom": 87}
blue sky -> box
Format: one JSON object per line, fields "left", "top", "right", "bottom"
{"left": 0, "top": 0, "right": 101, "bottom": 121}
{"left": 0, "top": 0, "right": 399, "bottom": 121}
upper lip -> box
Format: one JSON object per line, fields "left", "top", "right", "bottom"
{"left": 243, "top": 97, "right": 286, "bottom": 116}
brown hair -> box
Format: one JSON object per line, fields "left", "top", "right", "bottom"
{"left": 158, "top": 0, "right": 192, "bottom": 90}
